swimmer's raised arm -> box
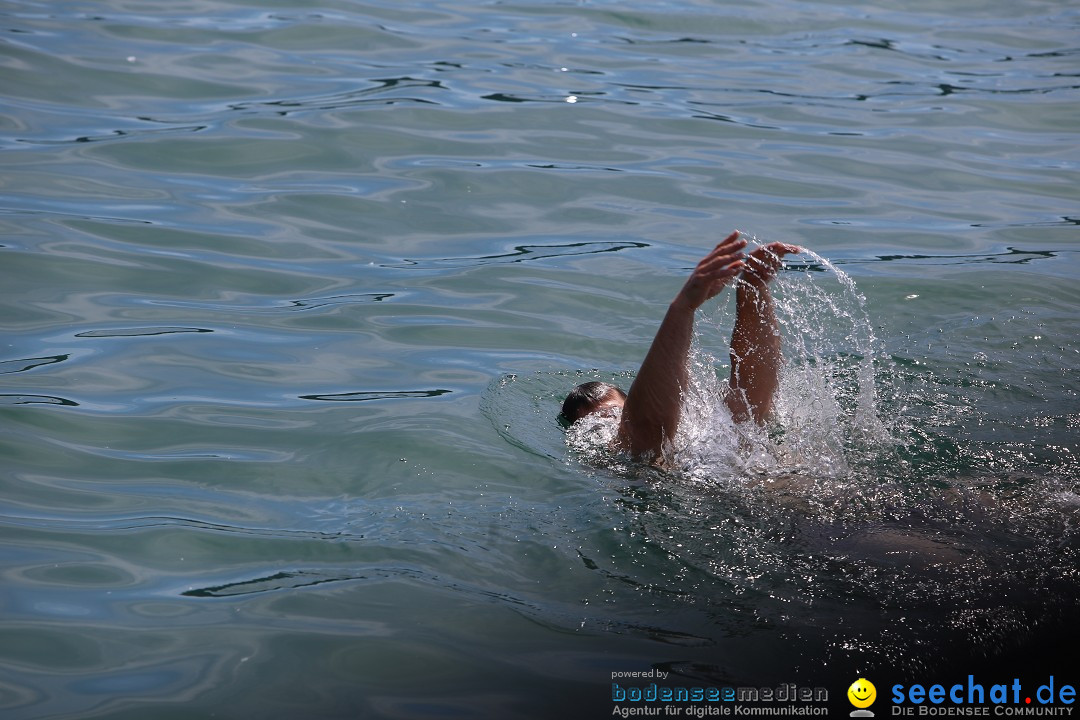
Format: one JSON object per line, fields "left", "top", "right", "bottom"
{"left": 560, "top": 232, "right": 801, "bottom": 466}
{"left": 725, "top": 242, "right": 800, "bottom": 424}
{"left": 615, "top": 232, "right": 747, "bottom": 459}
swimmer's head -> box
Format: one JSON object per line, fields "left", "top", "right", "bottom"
{"left": 560, "top": 381, "right": 626, "bottom": 426}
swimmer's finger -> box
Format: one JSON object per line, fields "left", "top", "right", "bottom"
{"left": 747, "top": 242, "right": 799, "bottom": 267}
{"left": 710, "top": 232, "right": 747, "bottom": 255}
{"left": 699, "top": 248, "right": 745, "bottom": 268}
{"left": 713, "top": 259, "right": 746, "bottom": 275}
{"left": 716, "top": 230, "right": 744, "bottom": 248}
{"left": 766, "top": 242, "right": 801, "bottom": 256}
{"left": 698, "top": 241, "right": 747, "bottom": 272}
{"left": 703, "top": 261, "right": 745, "bottom": 289}
{"left": 696, "top": 260, "right": 745, "bottom": 285}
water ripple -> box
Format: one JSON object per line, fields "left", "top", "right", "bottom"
{"left": 387, "top": 239, "right": 650, "bottom": 269}
{"left": 299, "top": 389, "right": 452, "bottom": 403}
{"left": 0, "top": 354, "right": 68, "bottom": 375}
{"left": 74, "top": 327, "right": 212, "bottom": 338}
{"left": 0, "top": 394, "right": 78, "bottom": 407}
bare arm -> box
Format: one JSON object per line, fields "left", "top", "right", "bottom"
{"left": 725, "top": 242, "right": 800, "bottom": 424}
{"left": 616, "top": 232, "right": 747, "bottom": 459}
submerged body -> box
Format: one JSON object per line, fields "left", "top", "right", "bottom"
{"left": 561, "top": 232, "right": 800, "bottom": 465}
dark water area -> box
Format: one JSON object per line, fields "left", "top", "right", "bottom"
{"left": 1, "top": 0, "right": 1078, "bottom": 718}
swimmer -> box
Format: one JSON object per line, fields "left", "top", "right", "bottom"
{"left": 561, "top": 231, "right": 800, "bottom": 463}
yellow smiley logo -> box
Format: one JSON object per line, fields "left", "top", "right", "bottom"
{"left": 848, "top": 678, "right": 876, "bottom": 709}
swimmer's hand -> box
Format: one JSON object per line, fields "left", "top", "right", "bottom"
{"left": 672, "top": 231, "right": 748, "bottom": 312}
{"left": 742, "top": 241, "right": 801, "bottom": 288}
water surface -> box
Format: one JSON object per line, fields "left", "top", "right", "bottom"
{"left": 2, "top": 0, "right": 1078, "bottom": 717}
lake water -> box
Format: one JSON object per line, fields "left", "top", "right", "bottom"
{"left": 2, "top": 0, "right": 1078, "bottom": 718}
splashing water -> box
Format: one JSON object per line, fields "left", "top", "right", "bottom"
{"left": 564, "top": 407, "right": 627, "bottom": 471}
{"left": 674, "top": 243, "right": 894, "bottom": 484}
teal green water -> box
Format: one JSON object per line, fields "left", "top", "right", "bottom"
{"left": 2, "top": 1, "right": 1078, "bottom": 718}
